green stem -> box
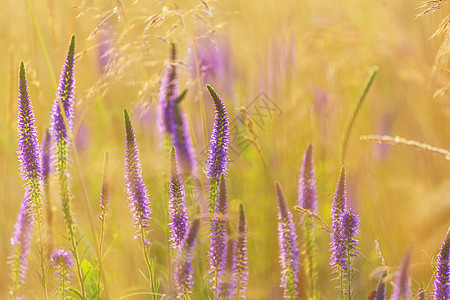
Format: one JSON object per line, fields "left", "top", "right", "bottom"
{"left": 140, "top": 227, "right": 157, "bottom": 300}
{"left": 340, "top": 66, "right": 378, "bottom": 165}
{"left": 24, "top": 0, "right": 56, "bottom": 89}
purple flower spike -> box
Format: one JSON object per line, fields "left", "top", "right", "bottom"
{"left": 298, "top": 143, "right": 317, "bottom": 213}
{"left": 330, "top": 167, "right": 347, "bottom": 268}
{"left": 374, "top": 273, "right": 387, "bottom": 300}
{"left": 219, "top": 235, "right": 237, "bottom": 299}
{"left": 209, "top": 175, "right": 228, "bottom": 287}
{"left": 235, "top": 204, "right": 249, "bottom": 298}
{"left": 124, "top": 109, "right": 152, "bottom": 243}
{"left": 98, "top": 152, "right": 110, "bottom": 221}
{"left": 275, "top": 181, "right": 300, "bottom": 299}
{"left": 169, "top": 147, "right": 189, "bottom": 249}
{"left": 432, "top": 228, "right": 450, "bottom": 300}
{"left": 51, "top": 35, "right": 75, "bottom": 145}
{"left": 390, "top": 249, "right": 412, "bottom": 300}
{"left": 17, "top": 61, "right": 42, "bottom": 182}
{"left": 205, "top": 85, "right": 230, "bottom": 184}
{"left": 174, "top": 218, "right": 201, "bottom": 298}
{"left": 10, "top": 191, "right": 34, "bottom": 287}
{"left": 159, "top": 44, "right": 196, "bottom": 176}
{"left": 340, "top": 208, "right": 360, "bottom": 297}
{"left": 41, "top": 129, "right": 52, "bottom": 181}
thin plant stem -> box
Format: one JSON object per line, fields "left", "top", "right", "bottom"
{"left": 340, "top": 66, "right": 378, "bottom": 165}
{"left": 140, "top": 227, "right": 157, "bottom": 300}
{"left": 24, "top": 0, "right": 57, "bottom": 89}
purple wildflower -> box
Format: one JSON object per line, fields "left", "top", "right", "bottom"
{"left": 209, "top": 175, "right": 229, "bottom": 290}
{"left": 51, "top": 248, "right": 73, "bottom": 299}
{"left": 169, "top": 147, "right": 189, "bottom": 249}
{"left": 218, "top": 235, "right": 237, "bottom": 299}
{"left": 432, "top": 228, "right": 450, "bottom": 300}
{"left": 159, "top": 44, "right": 196, "bottom": 176}
{"left": 187, "top": 32, "right": 235, "bottom": 97}
{"left": 51, "top": 249, "right": 74, "bottom": 269}
{"left": 17, "top": 61, "right": 42, "bottom": 182}
{"left": 205, "top": 85, "right": 229, "bottom": 183}
{"left": 124, "top": 109, "right": 152, "bottom": 244}
{"left": 174, "top": 218, "right": 201, "bottom": 298}
{"left": 374, "top": 273, "right": 387, "bottom": 300}
{"left": 330, "top": 167, "right": 347, "bottom": 269}
{"left": 51, "top": 35, "right": 75, "bottom": 145}
{"left": 298, "top": 144, "right": 317, "bottom": 213}
{"left": 9, "top": 191, "right": 33, "bottom": 290}
{"left": 390, "top": 249, "right": 412, "bottom": 300}
{"left": 98, "top": 152, "right": 110, "bottom": 222}
{"left": 275, "top": 181, "right": 300, "bottom": 299}
{"left": 41, "top": 129, "right": 52, "bottom": 181}
{"left": 235, "top": 204, "right": 249, "bottom": 298}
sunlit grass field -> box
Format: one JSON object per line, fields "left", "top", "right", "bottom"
{"left": 0, "top": 0, "right": 449, "bottom": 299}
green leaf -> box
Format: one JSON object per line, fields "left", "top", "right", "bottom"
{"left": 82, "top": 259, "right": 100, "bottom": 300}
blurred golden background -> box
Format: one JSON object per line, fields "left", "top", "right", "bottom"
{"left": 0, "top": 0, "right": 448, "bottom": 298}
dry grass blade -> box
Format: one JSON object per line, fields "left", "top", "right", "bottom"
{"left": 294, "top": 206, "right": 332, "bottom": 233}
{"left": 360, "top": 135, "right": 450, "bottom": 161}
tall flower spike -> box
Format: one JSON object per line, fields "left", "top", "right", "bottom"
{"left": 219, "top": 234, "right": 237, "bottom": 299}
{"left": 432, "top": 228, "right": 450, "bottom": 300}
{"left": 169, "top": 146, "right": 189, "bottom": 249}
{"left": 124, "top": 109, "right": 152, "bottom": 244}
{"left": 389, "top": 249, "right": 412, "bottom": 300}
{"left": 159, "top": 44, "right": 196, "bottom": 176}
{"left": 298, "top": 144, "right": 318, "bottom": 299}
{"left": 51, "top": 35, "right": 75, "bottom": 145}
{"left": 98, "top": 152, "right": 110, "bottom": 222}
{"left": 174, "top": 218, "right": 201, "bottom": 298}
{"left": 205, "top": 85, "right": 230, "bottom": 210}
{"left": 18, "top": 61, "right": 42, "bottom": 182}
{"left": 209, "top": 174, "right": 229, "bottom": 290}
{"left": 298, "top": 143, "right": 317, "bottom": 213}
{"left": 9, "top": 192, "right": 33, "bottom": 295}
{"left": 374, "top": 272, "right": 387, "bottom": 300}
{"left": 330, "top": 167, "right": 347, "bottom": 269}
{"left": 275, "top": 181, "right": 300, "bottom": 299}
{"left": 235, "top": 204, "right": 249, "bottom": 299}
{"left": 50, "top": 35, "right": 76, "bottom": 235}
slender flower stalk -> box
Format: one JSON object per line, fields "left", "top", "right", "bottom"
{"left": 209, "top": 175, "right": 229, "bottom": 293}
{"left": 389, "top": 249, "right": 412, "bottom": 300}
{"left": 330, "top": 167, "right": 347, "bottom": 269}
{"left": 41, "top": 129, "right": 53, "bottom": 246}
{"left": 432, "top": 228, "right": 450, "bottom": 300}
{"left": 97, "top": 151, "right": 110, "bottom": 297}
{"left": 218, "top": 234, "right": 237, "bottom": 299}
{"left": 275, "top": 181, "right": 300, "bottom": 299}
{"left": 16, "top": 61, "right": 48, "bottom": 299}
{"left": 9, "top": 192, "right": 33, "bottom": 297}
{"left": 123, "top": 109, "right": 157, "bottom": 299}
{"left": 50, "top": 35, "right": 85, "bottom": 299}
{"left": 159, "top": 44, "right": 196, "bottom": 177}
{"left": 298, "top": 144, "right": 318, "bottom": 299}
{"left": 50, "top": 249, "right": 74, "bottom": 300}
{"left": 205, "top": 85, "right": 230, "bottom": 211}
{"left": 235, "top": 204, "right": 249, "bottom": 299}
{"left": 174, "top": 218, "right": 201, "bottom": 299}
{"left": 169, "top": 147, "right": 189, "bottom": 249}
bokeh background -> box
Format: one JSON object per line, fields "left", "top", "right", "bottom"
{"left": 0, "top": 0, "right": 449, "bottom": 298}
